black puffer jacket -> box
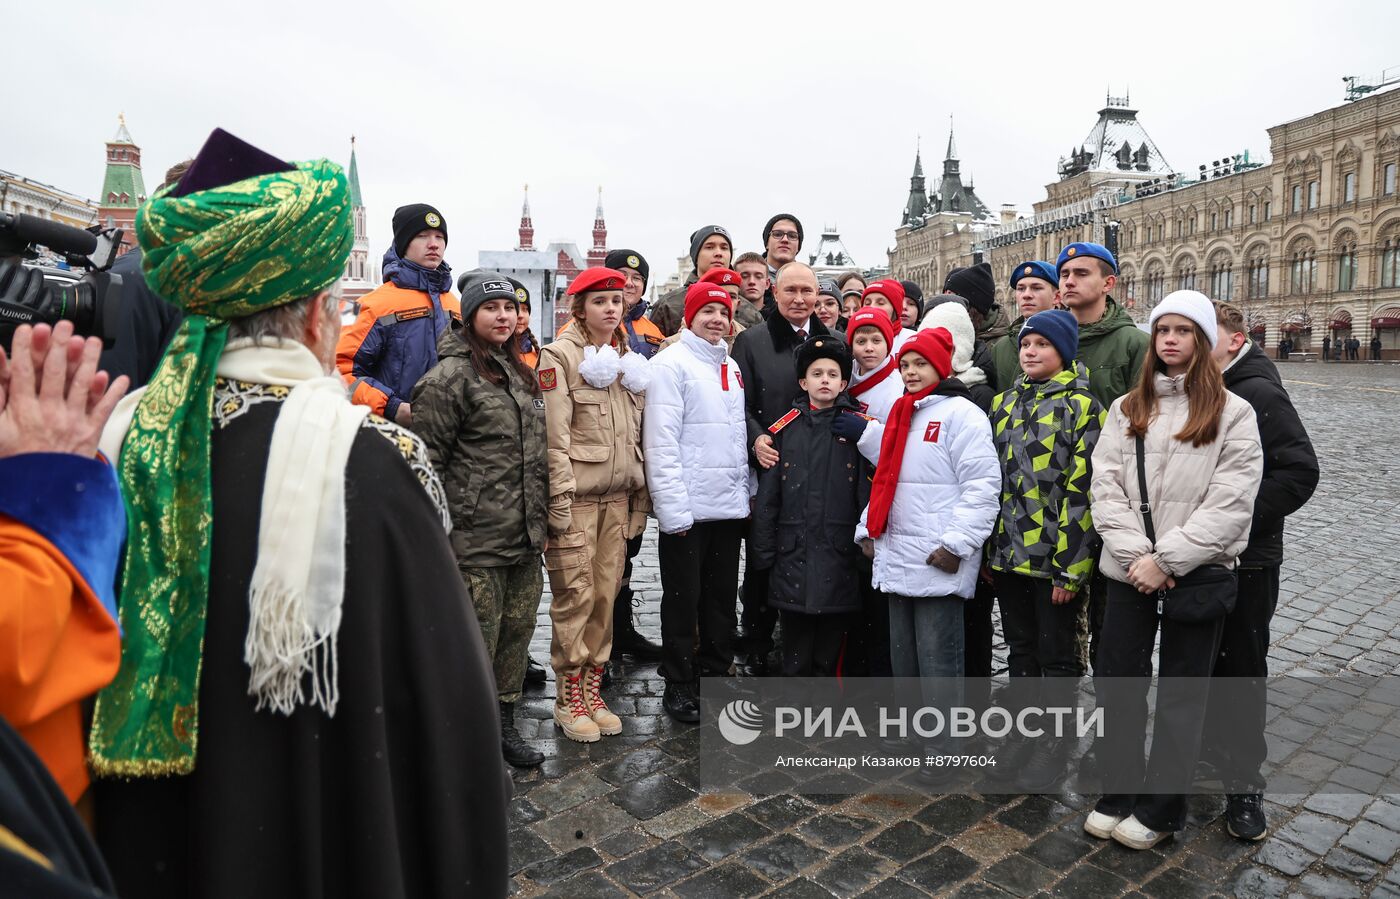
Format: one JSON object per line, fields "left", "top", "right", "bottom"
{"left": 751, "top": 395, "right": 871, "bottom": 614}
{"left": 1223, "top": 343, "right": 1319, "bottom": 566}
{"left": 731, "top": 311, "right": 832, "bottom": 459}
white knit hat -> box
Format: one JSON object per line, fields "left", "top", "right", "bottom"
{"left": 1149, "top": 290, "right": 1218, "bottom": 349}
{"left": 918, "top": 300, "right": 987, "bottom": 385}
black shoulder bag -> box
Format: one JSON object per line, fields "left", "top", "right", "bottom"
{"left": 1133, "top": 435, "right": 1237, "bottom": 623}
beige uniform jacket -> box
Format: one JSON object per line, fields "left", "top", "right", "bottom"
{"left": 1090, "top": 372, "right": 1263, "bottom": 583}
{"left": 538, "top": 326, "right": 648, "bottom": 534}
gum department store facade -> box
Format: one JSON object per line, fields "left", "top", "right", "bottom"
{"left": 891, "top": 85, "right": 1400, "bottom": 357}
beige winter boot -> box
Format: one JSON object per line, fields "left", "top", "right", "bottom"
{"left": 584, "top": 665, "right": 622, "bottom": 736}
{"left": 554, "top": 672, "right": 601, "bottom": 743}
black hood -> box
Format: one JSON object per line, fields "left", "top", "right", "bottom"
{"left": 932, "top": 377, "right": 974, "bottom": 402}
{"left": 1223, "top": 342, "right": 1283, "bottom": 391}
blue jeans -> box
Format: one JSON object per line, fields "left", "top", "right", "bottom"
{"left": 888, "top": 594, "right": 964, "bottom": 752}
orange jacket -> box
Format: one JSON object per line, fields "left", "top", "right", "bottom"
{"left": 0, "top": 454, "right": 124, "bottom": 803}
{"left": 336, "top": 282, "right": 461, "bottom": 418}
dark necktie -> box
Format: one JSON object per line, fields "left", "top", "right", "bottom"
{"left": 796, "top": 328, "right": 807, "bottom": 341}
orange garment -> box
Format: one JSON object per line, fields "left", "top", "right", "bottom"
{"left": 335, "top": 282, "right": 462, "bottom": 416}
{"left": 0, "top": 516, "right": 121, "bottom": 802}
{"left": 521, "top": 348, "right": 539, "bottom": 369}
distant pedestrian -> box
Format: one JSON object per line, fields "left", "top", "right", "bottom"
{"left": 1372, "top": 334, "right": 1384, "bottom": 360}
{"left": 1322, "top": 335, "right": 1331, "bottom": 362}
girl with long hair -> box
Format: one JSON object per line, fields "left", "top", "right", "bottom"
{"left": 1085, "top": 290, "right": 1262, "bottom": 850}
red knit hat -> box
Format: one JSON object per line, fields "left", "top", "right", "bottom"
{"left": 897, "top": 327, "right": 954, "bottom": 379}
{"left": 699, "top": 268, "right": 742, "bottom": 288}
{"left": 862, "top": 278, "right": 906, "bottom": 308}
{"left": 846, "top": 306, "right": 897, "bottom": 346}
{"left": 684, "top": 282, "right": 734, "bottom": 326}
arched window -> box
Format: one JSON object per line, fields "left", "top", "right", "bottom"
{"left": 1289, "top": 239, "right": 1317, "bottom": 294}
{"left": 1381, "top": 226, "right": 1400, "bottom": 289}
{"left": 1208, "top": 251, "right": 1233, "bottom": 301}
{"left": 1336, "top": 232, "right": 1358, "bottom": 292}
{"left": 1146, "top": 261, "right": 1166, "bottom": 306}
{"left": 1175, "top": 257, "right": 1197, "bottom": 291}
{"left": 1246, "top": 248, "right": 1270, "bottom": 299}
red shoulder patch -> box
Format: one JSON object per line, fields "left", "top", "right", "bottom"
{"left": 768, "top": 408, "right": 801, "bottom": 434}
{"left": 924, "top": 421, "right": 942, "bottom": 443}
{"left": 539, "top": 368, "right": 558, "bottom": 391}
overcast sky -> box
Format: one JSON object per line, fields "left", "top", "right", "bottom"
{"left": 7, "top": 0, "right": 1400, "bottom": 292}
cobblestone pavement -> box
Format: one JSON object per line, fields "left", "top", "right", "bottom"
{"left": 508, "top": 359, "right": 1400, "bottom": 897}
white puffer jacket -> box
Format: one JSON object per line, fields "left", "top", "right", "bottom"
{"left": 854, "top": 390, "right": 1000, "bottom": 598}
{"left": 848, "top": 359, "right": 904, "bottom": 422}
{"left": 644, "top": 329, "right": 752, "bottom": 534}
{"left": 1090, "top": 372, "right": 1262, "bottom": 582}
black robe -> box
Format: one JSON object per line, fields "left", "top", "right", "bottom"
{"left": 94, "top": 385, "right": 509, "bottom": 898}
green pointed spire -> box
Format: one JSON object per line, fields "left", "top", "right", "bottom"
{"left": 99, "top": 114, "right": 146, "bottom": 211}
{"left": 347, "top": 136, "right": 363, "bottom": 207}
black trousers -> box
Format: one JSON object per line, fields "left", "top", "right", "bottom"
{"left": 739, "top": 547, "right": 779, "bottom": 660}
{"left": 1087, "top": 566, "right": 1108, "bottom": 673}
{"left": 843, "top": 573, "right": 892, "bottom": 677}
{"left": 778, "top": 610, "right": 851, "bottom": 676}
{"left": 996, "top": 572, "right": 1086, "bottom": 678}
{"left": 963, "top": 576, "right": 995, "bottom": 713}
{"left": 659, "top": 520, "right": 744, "bottom": 683}
{"left": 1094, "top": 578, "right": 1226, "bottom": 832}
{"left": 1200, "top": 565, "right": 1278, "bottom": 792}
{"left": 613, "top": 533, "right": 646, "bottom": 633}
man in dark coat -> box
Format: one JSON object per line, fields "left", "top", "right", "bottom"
{"left": 1201, "top": 302, "right": 1319, "bottom": 843}
{"left": 88, "top": 130, "right": 508, "bottom": 898}
{"left": 751, "top": 336, "right": 870, "bottom": 676}
{"left": 731, "top": 262, "right": 831, "bottom": 673}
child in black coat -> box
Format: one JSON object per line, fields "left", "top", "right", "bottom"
{"left": 752, "top": 336, "right": 872, "bottom": 676}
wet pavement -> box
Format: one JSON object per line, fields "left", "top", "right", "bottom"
{"left": 508, "top": 358, "right": 1400, "bottom": 897}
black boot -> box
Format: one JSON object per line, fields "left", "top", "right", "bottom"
{"left": 613, "top": 611, "right": 663, "bottom": 661}
{"left": 500, "top": 702, "right": 544, "bottom": 768}
{"left": 663, "top": 681, "right": 700, "bottom": 723}
{"left": 1016, "top": 735, "right": 1071, "bottom": 793}
{"left": 524, "top": 656, "right": 547, "bottom": 687}
{"left": 983, "top": 729, "right": 1035, "bottom": 786}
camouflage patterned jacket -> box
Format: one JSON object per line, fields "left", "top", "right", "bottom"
{"left": 987, "top": 362, "right": 1105, "bottom": 591}
{"left": 411, "top": 327, "right": 549, "bottom": 568}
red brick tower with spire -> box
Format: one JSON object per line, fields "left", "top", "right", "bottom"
{"left": 98, "top": 114, "right": 148, "bottom": 255}
{"left": 586, "top": 186, "right": 607, "bottom": 268}
{"left": 516, "top": 184, "right": 535, "bottom": 251}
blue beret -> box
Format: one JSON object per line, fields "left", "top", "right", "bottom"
{"left": 1009, "top": 260, "right": 1059, "bottom": 288}
{"left": 1057, "top": 242, "right": 1117, "bottom": 274}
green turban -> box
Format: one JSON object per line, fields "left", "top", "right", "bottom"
{"left": 90, "top": 159, "right": 352, "bottom": 777}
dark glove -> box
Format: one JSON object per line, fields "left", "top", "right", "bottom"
{"left": 831, "top": 410, "right": 870, "bottom": 442}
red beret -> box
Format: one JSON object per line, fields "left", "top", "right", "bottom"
{"left": 699, "top": 268, "right": 742, "bottom": 287}
{"left": 863, "top": 278, "right": 906, "bottom": 308}
{"left": 898, "top": 327, "right": 955, "bottom": 379}
{"left": 846, "top": 306, "right": 897, "bottom": 346}
{"left": 567, "top": 267, "right": 628, "bottom": 296}
{"left": 684, "top": 282, "right": 733, "bottom": 327}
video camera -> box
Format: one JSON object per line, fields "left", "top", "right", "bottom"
{"left": 0, "top": 212, "right": 124, "bottom": 353}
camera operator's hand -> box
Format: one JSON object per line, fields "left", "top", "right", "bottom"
{"left": 0, "top": 322, "right": 129, "bottom": 459}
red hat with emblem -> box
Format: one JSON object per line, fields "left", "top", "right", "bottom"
{"left": 846, "top": 306, "right": 897, "bottom": 346}
{"left": 897, "top": 327, "right": 954, "bottom": 379}
{"left": 862, "top": 278, "right": 906, "bottom": 308}
{"left": 567, "top": 267, "right": 628, "bottom": 296}
{"left": 684, "top": 282, "right": 734, "bottom": 326}
{"left": 699, "top": 268, "right": 741, "bottom": 288}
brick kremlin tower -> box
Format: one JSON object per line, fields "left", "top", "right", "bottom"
{"left": 517, "top": 184, "right": 534, "bottom": 250}
{"left": 97, "top": 114, "right": 147, "bottom": 255}
{"left": 586, "top": 186, "right": 608, "bottom": 268}
{"left": 341, "top": 136, "right": 378, "bottom": 305}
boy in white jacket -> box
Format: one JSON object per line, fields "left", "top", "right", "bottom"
{"left": 849, "top": 328, "right": 1000, "bottom": 767}
{"left": 644, "top": 284, "right": 751, "bottom": 723}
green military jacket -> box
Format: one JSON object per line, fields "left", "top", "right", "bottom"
{"left": 411, "top": 327, "right": 549, "bottom": 568}
{"left": 987, "top": 362, "right": 1105, "bottom": 591}
{"left": 1076, "top": 297, "right": 1149, "bottom": 410}
{"left": 988, "top": 315, "right": 1027, "bottom": 393}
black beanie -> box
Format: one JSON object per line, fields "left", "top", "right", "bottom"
{"left": 507, "top": 276, "right": 530, "bottom": 308}
{"left": 689, "top": 225, "right": 732, "bottom": 271}
{"left": 794, "top": 334, "right": 852, "bottom": 383}
{"left": 762, "top": 213, "right": 804, "bottom": 250}
{"left": 900, "top": 279, "right": 925, "bottom": 320}
{"left": 943, "top": 262, "right": 996, "bottom": 314}
{"left": 392, "top": 203, "right": 448, "bottom": 257}
{"left": 605, "top": 248, "right": 650, "bottom": 289}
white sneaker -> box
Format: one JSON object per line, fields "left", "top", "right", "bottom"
{"left": 1111, "top": 814, "right": 1171, "bottom": 850}
{"left": 1084, "top": 810, "right": 1125, "bottom": 839}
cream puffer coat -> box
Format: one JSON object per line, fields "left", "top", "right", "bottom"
{"left": 1090, "top": 372, "right": 1263, "bottom": 582}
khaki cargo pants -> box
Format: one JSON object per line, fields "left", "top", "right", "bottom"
{"left": 546, "top": 492, "right": 629, "bottom": 678}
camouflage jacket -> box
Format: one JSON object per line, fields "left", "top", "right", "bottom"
{"left": 986, "top": 362, "right": 1105, "bottom": 591}
{"left": 411, "top": 327, "right": 549, "bottom": 567}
